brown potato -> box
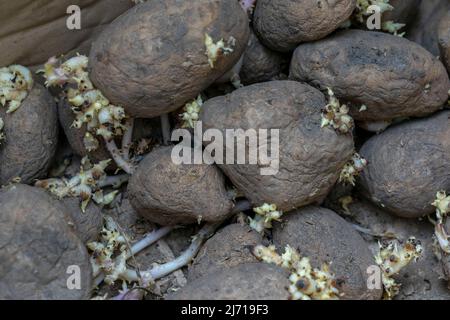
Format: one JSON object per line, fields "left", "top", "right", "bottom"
{"left": 0, "top": 184, "right": 91, "bottom": 299}
{"left": 127, "top": 146, "right": 233, "bottom": 225}
{"left": 188, "top": 223, "right": 262, "bottom": 281}
{"left": 0, "top": 83, "right": 58, "bottom": 185}
{"left": 89, "top": 0, "right": 250, "bottom": 118}
{"left": 167, "top": 263, "right": 290, "bottom": 300}
{"left": 200, "top": 80, "right": 354, "bottom": 212}
{"left": 272, "top": 206, "right": 382, "bottom": 300}
{"left": 382, "top": 0, "right": 421, "bottom": 26}
{"left": 357, "top": 111, "right": 450, "bottom": 218}
{"left": 62, "top": 198, "right": 103, "bottom": 244}
{"left": 345, "top": 199, "right": 450, "bottom": 300}
{"left": 239, "top": 30, "right": 286, "bottom": 85}
{"left": 253, "top": 0, "right": 356, "bottom": 52}
{"left": 438, "top": 10, "right": 450, "bottom": 72}
{"left": 289, "top": 30, "right": 450, "bottom": 121}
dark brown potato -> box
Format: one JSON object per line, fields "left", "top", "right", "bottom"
{"left": 407, "top": 0, "right": 450, "bottom": 56}
{"left": 188, "top": 223, "right": 262, "bottom": 281}
{"left": 289, "top": 30, "right": 450, "bottom": 121}
{"left": 89, "top": 0, "right": 250, "bottom": 118}
{"left": 0, "top": 184, "right": 92, "bottom": 299}
{"left": 382, "top": 0, "right": 421, "bottom": 26}
{"left": 438, "top": 10, "right": 450, "bottom": 72}
{"left": 200, "top": 80, "right": 354, "bottom": 212}
{"left": 345, "top": 199, "right": 450, "bottom": 300}
{"left": 167, "top": 263, "right": 290, "bottom": 300}
{"left": 62, "top": 198, "right": 103, "bottom": 244}
{"left": 357, "top": 111, "right": 450, "bottom": 218}
{"left": 0, "top": 83, "right": 58, "bottom": 185}
{"left": 239, "top": 30, "right": 286, "bottom": 85}
{"left": 272, "top": 206, "right": 382, "bottom": 300}
{"left": 253, "top": 0, "right": 356, "bottom": 52}
{"left": 128, "top": 146, "right": 233, "bottom": 225}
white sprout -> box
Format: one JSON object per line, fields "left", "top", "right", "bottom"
{"left": 339, "top": 153, "right": 368, "bottom": 185}
{"left": 180, "top": 95, "right": 203, "bottom": 128}
{"left": 321, "top": 88, "right": 354, "bottom": 134}
{"left": 248, "top": 203, "right": 283, "bottom": 233}
{"left": 0, "top": 64, "right": 34, "bottom": 113}
{"left": 204, "top": 34, "right": 235, "bottom": 68}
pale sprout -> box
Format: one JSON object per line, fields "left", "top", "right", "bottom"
{"left": 431, "top": 191, "right": 450, "bottom": 254}
{"left": 339, "top": 153, "right": 368, "bottom": 185}
{"left": 249, "top": 203, "right": 283, "bottom": 233}
{"left": 253, "top": 244, "right": 340, "bottom": 300}
{"left": 321, "top": 88, "right": 354, "bottom": 134}
{"left": 374, "top": 237, "right": 423, "bottom": 299}
{"left": 180, "top": 95, "right": 203, "bottom": 128}
{"left": 354, "top": 0, "right": 405, "bottom": 36}
{"left": 205, "top": 33, "right": 235, "bottom": 68}
{"left": 0, "top": 64, "right": 34, "bottom": 113}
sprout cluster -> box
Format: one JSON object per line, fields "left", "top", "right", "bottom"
{"left": 432, "top": 191, "right": 450, "bottom": 254}
{"left": 180, "top": 95, "right": 203, "bottom": 128}
{"left": 354, "top": 0, "right": 405, "bottom": 36}
{"left": 321, "top": 88, "right": 354, "bottom": 134}
{"left": 39, "top": 55, "right": 128, "bottom": 149}
{"left": 339, "top": 153, "right": 368, "bottom": 185}
{"left": 35, "top": 157, "right": 118, "bottom": 212}
{"left": 249, "top": 203, "right": 283, "bottom": 233}
{"left": 253, "top": 244, "right": 340, "bottom": 300}
{"left": 87, "top": 216, "right": 136, "bottom": 285}
{"left": 0, "top": 65, "right": 34, "bottom": 113}
{"left": 374, "top": 237, "right": 423, "bottom": 299}
{"left": 204, "top": 34, "right": 236, "bottom": 68}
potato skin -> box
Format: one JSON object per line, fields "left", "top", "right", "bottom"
{"left": 253, "top": 0, "right": 356, "bottom": 52}
{"left": 0, "top": 84, "right": 58, "bottom": 185}
{"left": 239, "top": 30, "right": 286, "bottom": 85}
{"left": 200, "top": 80, "right": 354, "bottom": 212}
{"left": 0, "top": 184, "right": 92, "bottom": 299}
{"left": 167, "top": 263, "right": 290, "bottom": 300}
{"left": 357, "top": 111, "right": 450, "bottom": 218}
{"left": 62, "top": 198, "right": 103, "bottom": 244}
{"left": 289, "top": 30, "right": 450, "bottom": 121}
{"left": 89, "top": 0, "right": 250, "bottom": 118}
{"left": 438, "top": 10, "right": 450, "bottom": 73}
{"left": 127, "top": 146, "right": 233, "bottom": 225}
{"left": 273, "top": 206, "right": 382, "bottom": 300}
{"left": 188, "top": 224, "right": 262, "bottom": 281}
{"left": 382, "top": 0, "right": 420, "bottom": 26}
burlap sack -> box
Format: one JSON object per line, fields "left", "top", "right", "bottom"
{"left": 0, "top": 0, "right": 133, "bottom": 67}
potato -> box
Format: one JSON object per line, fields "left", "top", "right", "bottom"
{"left": 0, "top": 184, "right": 91, "bottom": 299}
{"left": 200, "top": 80, "right": 354, "bottom": 212}
{"left": 188, "top": 223, "right": 262, "bottom": 281}
{"left": 127, "top": 146, "right": 233, "bottom": 225}
{"left": 62, "top": 198, "right": 103, "bottom": 243}
{"left": 272, "top": 206, "right": 382, "bottom": 300}
{"left": 0, "top": 83, "right": 58, "bottom": 185}
{"left": 382, "top": 0, "right": 420, "bottom": 26}
{"left": 407, "top": 0, "right": 450, "bottom": 56}
{"left": 89, "top": 0, "right": 250, "bottom": 118}
{"left": 239, "top": 30, "right": 286, "bottom": 85}
{"left": 289, "top": 30, "right": 450, "bottom": 122}
{"left": 253, "top": 0, "right": 356, "bottom": 52}
{"left": 357, "top": 111, "right": 450, "bottom": 219}
{"left": 345, "top": 199, "right": 450, "bottom": 300}
{"left": 438, "top": 10, "right": 450, "bottom": 72}
{"left": 167, "top": 263, "right": 290, "bottom": 300}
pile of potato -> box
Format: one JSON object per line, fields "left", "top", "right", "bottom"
{"left": 1, "top": 0, "right": 450, "bottom": 300}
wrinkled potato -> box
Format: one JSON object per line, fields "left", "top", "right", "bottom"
{"left": 188, "top": 223, "right": 262, "bottom": 281}
{"left": 200, "top": 80, "right": 354, "bottom": 212}
{"left": 128, "top": 146, "right": 233, "bottom": 225}
{"left": 0, "top": 83, "right": 58, "bottom": 185}
{"left": 357, "top": 111, "right": 450, "bottom": 219}
{"left": 167, "top": 263, "right": 290, "bottom": 300}
{"left": 438, "top": 10, "right": 450, "bottom": 72}
{"left": 89, "top": 0, "right": 250, "bottom": 118}
{"left": 253, "top": 0, "right": 356, "bottom": 52}
{"left": 289, "top": 30, "right": 450, "bottom": 121}
{"left": 273, "top": 206, "right": 382, "bottom": 300}
{"left": 239, "top": 30, "right": 286, "bottom": 85}
{"left": 0, "top": 184, "right": 91, "bottom": 299}
{"left": 345, "top": 199, "right": 450, "bottom": 300}
{"left": 62, "top": 198, "right": 103, "bottom": 244}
